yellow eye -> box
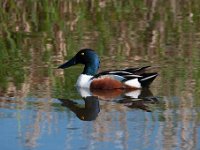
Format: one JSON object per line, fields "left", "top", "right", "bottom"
{"left": 81, "top": 116, "right": 85, "bottom": 120}
{"left": 81, "top": 52, "right": 84, "bottom": 56}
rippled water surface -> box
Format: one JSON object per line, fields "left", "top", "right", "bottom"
{"left": 1, "top": 1, "right": 200, "bottom": 150}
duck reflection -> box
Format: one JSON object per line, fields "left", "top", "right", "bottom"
{"left": 58, "top": 88, "right": 159, "bottom": 121}
{"left": 77, "top": 87, "right": 142, "bottom": 100}
{"left": 116, "top": 88, "right": 159, "bottom": 112}
{"left": 79, "top": 87, "right": 159, "bottom": 112}
{"left": 77, "top": 87, "right": 158, "bottom": 102}
{"left": 58, "top": 96, "right": 100, "bottom": 121}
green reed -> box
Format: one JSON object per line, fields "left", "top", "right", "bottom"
{"left": 0, "top": 0, "right": 200, "bottom": 98}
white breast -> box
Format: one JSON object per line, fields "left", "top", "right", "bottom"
{"left": 76, "top": 74, "right": 93, "bottom": 88}
{"left": 76, "top": 87, "right": 92, "bottom": 97}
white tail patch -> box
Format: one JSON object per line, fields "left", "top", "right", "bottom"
{"left": 124, "top": 78, "right": 141, "bottom": 88}
{"left": 140, "top": 74, "right": 157, "bottom": 81}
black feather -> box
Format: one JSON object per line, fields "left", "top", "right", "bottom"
{"left": 138, "top": 73, "right": 158, "bottom": 87}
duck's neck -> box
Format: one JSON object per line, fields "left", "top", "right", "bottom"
{"left": 82, "top": 55, "right": 100, "bottom": 75}
{"left": 83, "top": 64, "right": 98, "bottom": 76}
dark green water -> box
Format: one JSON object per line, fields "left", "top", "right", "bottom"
{"left": 1, "top": 1, "right": 200, "bottom": 150}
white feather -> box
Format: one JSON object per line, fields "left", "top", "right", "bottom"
{"left": 76, "top": 87, "right": 92, "bottom": 97}
{"left": 109, "top": 71, "right": 132, "bottom": 74}
{"left": 124, "top": 75, "right": 142, "bottom": 78}
{"left": 140, "top": 74, "right": 157, "bottom": 81}
{"left": 124, "top": 78, "right": 141, "bottom": 88}
{"left": 76, "top": 74, "right": 93, "bottom": 88}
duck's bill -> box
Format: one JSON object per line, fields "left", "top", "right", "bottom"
{"left": 58, "top": 57, "right": 77, "bottom": 69}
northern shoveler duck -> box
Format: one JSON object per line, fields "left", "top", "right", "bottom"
{"left": 58, "top": 49, "right": 158, "bottom": 90}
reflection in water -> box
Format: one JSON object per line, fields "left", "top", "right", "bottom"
{"left": 77, "top": 86, "right": 159, "bottom": 103}
{"left": 59, "top": 87, "right": 159, "bottom": 121}
{"left": 117, "top": 88, "right": 159, "bottom": 112}
{"left": 0, "top": 88, "right": 200, "bottom": 150}
{"left": 77, "top": 86, "right": 143, "bottom": 100}
{"left": 58, "top": 96, "right": 100, "bottom": 121}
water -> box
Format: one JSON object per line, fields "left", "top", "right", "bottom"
{"left": 1, "top": 1, "right": 200, "bottom": 150}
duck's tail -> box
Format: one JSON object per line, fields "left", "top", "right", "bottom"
{"left": 139, "top": 73, "right": 158, "bottom": 87}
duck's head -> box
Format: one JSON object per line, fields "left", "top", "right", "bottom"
{"left": 58, "top": 49, "right": 100, "bottom": 76}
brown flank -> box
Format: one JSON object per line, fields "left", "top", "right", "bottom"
{"left": 90, "top": 77, "right": 137, "bottom": 90}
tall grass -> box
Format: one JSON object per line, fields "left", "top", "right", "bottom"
{"left": 0, "top": 0, "right": 200, "bottom": 96}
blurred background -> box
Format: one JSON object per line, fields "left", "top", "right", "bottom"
{"left": 0, "top": 0, "right": 200, "bottom": 150}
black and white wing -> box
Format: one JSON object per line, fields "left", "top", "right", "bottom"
{"left": 92, "top": 66, "right": 158, "bottom": 88}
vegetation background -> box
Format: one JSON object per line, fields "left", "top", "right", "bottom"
{"left": 0, "top": 1, "right": 200, "bottom": 150}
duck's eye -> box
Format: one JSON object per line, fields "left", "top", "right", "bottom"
{"left": 81, "top": 52, "right": 84, "bottom": 56}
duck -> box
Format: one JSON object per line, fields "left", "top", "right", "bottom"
{"left": 58, "top": 48, "right": 158, "bottom": 90}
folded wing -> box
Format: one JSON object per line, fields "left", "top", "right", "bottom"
{"left": 90, "top": 66, "right": 158, "bottom": 89}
